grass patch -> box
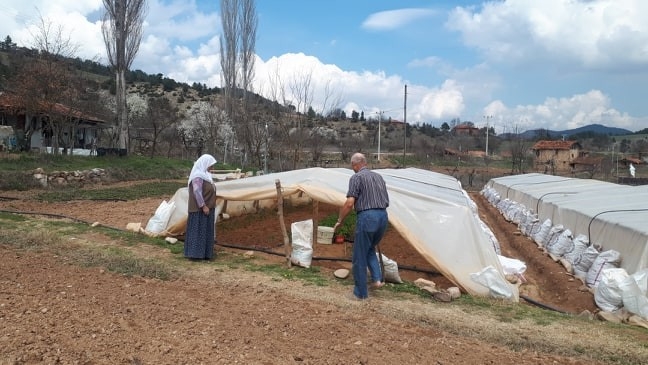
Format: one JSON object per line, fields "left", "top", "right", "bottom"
{"left": 35, "top": 180, "right": 183, "bottom": 202}
{"left": 0, "top": 153, "right": 192, "bottom": 190}
{"left": 67, "top": 246, "right": 178, "bottom": 280}
{"left": 0, "top": 211, "right": 28, "bottom": 222}
{"left": 101, "top": 228, "right": 184, "bottom": 254}
{"left": 212, "top": 251, "right": 329, "bottom": 287}
{"left": 250, "top": 264, "right": 329, "bottom": 286}
{"left": 456, "top": 294, "right": 569, "bottom": 325}
{"left": 0, "top": 216, "right": 178, "bottom": 280}
{"left": 0, "top": 226, "right": 63, "bottom": 249}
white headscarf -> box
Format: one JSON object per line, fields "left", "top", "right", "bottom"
{"left": 188, "top": 154, "right": 217, "bottom": 185}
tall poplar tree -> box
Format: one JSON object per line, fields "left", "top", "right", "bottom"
{"left": 102, "top": 0, "right": 147, "bottom": 153}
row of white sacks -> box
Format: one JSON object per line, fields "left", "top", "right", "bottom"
{"left": 481, "top": 186, "right": 648, "bottom": 319}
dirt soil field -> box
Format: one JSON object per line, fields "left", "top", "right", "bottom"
{"left": 0, "top": 180, "right": 643, "bottom": 364}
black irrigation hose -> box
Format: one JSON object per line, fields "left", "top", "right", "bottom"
{"left": 505, "top": 178, "right": 573, "bottom": 199}
{"left": 9, "top": 210, "right": 570, "bottom": 306}
{"left": 520, "top": 294, "right": 569, "bottom": 314}
{"left": 0, "top": 210, "right": 439, "bottom": 276}
{"left": 218, "top": 242, "right": 441, "bottom": 275}
{"left": 5, "top": 210, "right": 568, "bottom": 311}
{"left": 535, "top": 191, "right": 579, "bottom": 215}
{"left": 587, "top": 208, "right": 648, "bottom": 246}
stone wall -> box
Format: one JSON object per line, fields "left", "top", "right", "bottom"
{"left": 32, "top": 167, "right": 107, "bottom": 187}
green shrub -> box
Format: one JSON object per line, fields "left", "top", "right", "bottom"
{"left": 319, "top": 211, "right": 356, "bottom": 239}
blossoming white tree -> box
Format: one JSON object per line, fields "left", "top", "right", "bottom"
{"left": 178, "top": 101, "right": 233, "bottom": 160}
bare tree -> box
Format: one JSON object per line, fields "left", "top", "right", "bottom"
{"left": 319, "top": 79, "right": 344, "bottom": 120}
{"left": 220, "top": 0, "right": 238, "bottom": 115}
{"left": 178, "top": 101, "right": 231, "bottom": 160}
{"left": 239, "top": 0, "right": 257, "bottom": 103}
{"left": 9, "top": 15, "right": 82, "bottom": 153}
{"left": 509, "top": 125, "right": 530, "bottom": 174}
{"left": 102, "top": 0, "right": 147, "bottom": 153}
{"left": 140, "top": 97, "right": 179, "bottom": 157}
{"left": 220, "top": 0, "right": 258, "bottom": 168}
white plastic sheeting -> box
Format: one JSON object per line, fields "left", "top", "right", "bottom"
{"left": 163, "top": 167, "right": 517, "bottom": 299}
{"left": 486, "top": 173, "right": 648, "bottom": 275}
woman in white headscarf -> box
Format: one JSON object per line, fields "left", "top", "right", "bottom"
{"left": 185, "top": 154, "right": 217, "bottom": 260}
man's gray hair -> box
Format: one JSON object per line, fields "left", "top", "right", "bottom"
{"left": 351, "top": 153, "right": 366, "bottom": 165}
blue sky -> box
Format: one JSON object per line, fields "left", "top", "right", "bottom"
{"left": 1, "top": 0, "right": 648, "bottom": 134}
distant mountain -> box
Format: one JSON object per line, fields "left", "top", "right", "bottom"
{"left": 501, "top": 124, "right": 633, "bottom": 140}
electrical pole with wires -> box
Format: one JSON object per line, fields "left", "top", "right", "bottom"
{"left": 377, "top": 110, "right": 383, "bottom": 162}
{"left": 484, "top": 115, "right": 493, "bottom": 156}
{"left": 403, "top": 84, "right": 407, "bottom": 165}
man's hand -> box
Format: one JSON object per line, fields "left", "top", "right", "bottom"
{"left": 333, "top": 221, "right": 341, "bottom": 232}
{"left": 202, "top": 206, "right": 209, "bottom": 215}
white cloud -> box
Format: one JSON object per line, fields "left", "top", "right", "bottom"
{"left": 413, "top": 80, "right": 464, "bottom": 121}
{"left": 484, "top": 90, "right": 644, "bottom": 133}
{"left": 447, "top": 0, "right": 648, "bottom": 71}
{"left": 362, "top": 8, "right": 437, "bottom": 31}
{"left": 3, "top": 1, "right": 646, "bottom": 134}
{"left": 407, "top": 56, "right": 442, "bottom": 68}
{"left": 145, "top": 0, "right": 219, "bottom": 42}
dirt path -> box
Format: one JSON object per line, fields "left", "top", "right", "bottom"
{"left": 1, "top": 184, "right": 646, "bottom": 364}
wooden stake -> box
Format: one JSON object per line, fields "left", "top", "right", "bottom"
{"left": 275, "top": 179, "right": 291, "bottom": 267}
{"left": 312, "top": 200, "right": 319, "bottom": 247}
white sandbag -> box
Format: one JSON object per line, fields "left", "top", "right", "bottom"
{"left": 482, "top": 187, "right": 501, "bottom": 206}
{"left": 547, "top": 229, "right": 573, "bottom": 258}
{"left": 166, "top": 187, "right": 189, "bottom": 229}
{"left": 621, "top": 271, "right": 648, "bottom": 320}
{"left": 470, "top": 265, "right": 516, "bottom": 300}
{"left": 573, "top": 247, "right": 599, "bottom": 281}
{"left": 495, "top": 198, "right": 511, "bottom": 215}
{"left": 594, "top": 268, "right": 628, "bottom": 312}
{"left": 498, "top": 255, "right": 527, "bottom": 277}
{"left": 145, "top": 200, "right": 175, "bottom": 234}
{"left": 528, "top": 217, "right": 543, "bottom": 237}
{"left": 377, "top": 253, "right": 403, "bottom": 284}
{"left": 533, "top": 219, "right": 552, "bottom": 247}
{"left": 632, "top": 269, "right": 648, "bottom": 295}
{"left": 519, "top": 212, "right": 538, "bottom": 236}
{"left": 290, "top": 219, "right": 313, "bottom": 268}
{"left": 509, "top": 204, "right": 526, "bottom": 225}
{"left": 503, "top": 201, "right": 521, "bottom": 222}
{"left": 586, "top": 249, "right": 622, "bottom": 287}
{"left": 563, "top": 234, "right": 589, "bottom": 267}
{"left": 544, "top": 225, "right": 564, "bottom": 251}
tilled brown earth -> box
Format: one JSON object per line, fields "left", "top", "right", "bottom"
{"left": 0, "top": 184, "right": 645, "bottom": 364}
{"left": 1, "top": 249, "right": 608, "bottom": 365}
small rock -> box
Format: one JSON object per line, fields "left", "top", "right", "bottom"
{"left": 334, "top": 268, "right": 349, "bottom": 279}
{"left": 447, "top": 287, "right": 461, "bottom": 299}
{"left": 432, "top": 291, "right": 453, "bottom": 302}
{"left": 577, "top": 285, "right": 590, "bottom": 292}
{"left": 420, "top": 285, "right": 438, "bottom": 295}
{"left": 414, "top": 278, "right": 436, "bottom": 289}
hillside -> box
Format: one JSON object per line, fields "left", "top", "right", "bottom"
{"left": 1, "top": 46, "right": 644, "bottom": 169}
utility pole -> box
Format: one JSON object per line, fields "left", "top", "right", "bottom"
{"left": 483, "top": 115, "right": 492, "bottom": 156}
{"left": 403, "top": 84, "right": 407, "bottom": 164}
{"left": 264, "top": 122, "right": 268, "bottom": 174}
{"left": 377, "top": 111, "right": 382, "bottom": 162}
